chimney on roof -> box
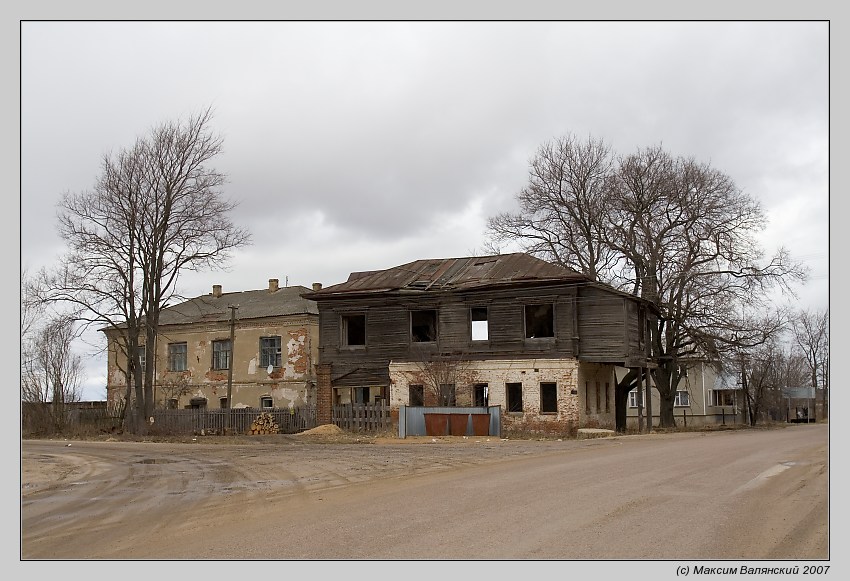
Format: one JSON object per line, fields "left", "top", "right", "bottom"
{"left": 312, "top": 282, "right": 322, "bottom": 292}
{"left": 212, "top": 284, "right": 222, "bottom": 298}
{"left": 269, "top": 278, "right": 279, "bottom": 292}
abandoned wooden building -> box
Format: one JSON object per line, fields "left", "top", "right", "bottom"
{"left": 302, "top": 253, "right": 657, "bottom": 433}
{"left": 102, "top": 279, "right": 319, "bottom": 410}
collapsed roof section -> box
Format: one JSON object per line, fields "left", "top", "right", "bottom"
{"left": 302, "top": 253, "right": 589, "bottom": 299}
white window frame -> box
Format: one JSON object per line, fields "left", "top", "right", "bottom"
{"left": 628, "top": 388, "right": 644, "bottom": 408}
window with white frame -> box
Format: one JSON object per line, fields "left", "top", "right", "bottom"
{"left": 628, "top": 388, "right": 644, "bottom": 408}
{"left": 674, "top": 390, "right": 690, "bottom": 407}
{"left": 711, "top": 390, "right": 735, "bottom": 406}
{"left": 260, "top": 396, "right": 273, "bottom": 409}
{"left": 168, "top": 342, "right": 187, "bottom": 371}
{"left": 136, "top": 345, "right": 147, "bottom": 372}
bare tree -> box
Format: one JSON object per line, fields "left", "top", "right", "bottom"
{"left": 412, "top": 352, "right": 473, "bottom": 406}
{"left": 488, "top": 138, "right": 806, "bottom": 428}
{"left": 21, "top": 315, "right": 84, "bottom": 432}
{"left": 791, "top": 308, "right": 829, "bottom": 419}
{"left": 487, "top": 134, "right": 619, "bottom": 281}
{"left": 33, "top": 108, "right": 250, "bottom": 433}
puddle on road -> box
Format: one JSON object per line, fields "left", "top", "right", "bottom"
{"left": 136, "top": 458, "right": 177, "bottom": 465}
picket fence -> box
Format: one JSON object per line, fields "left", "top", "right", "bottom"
{"left": 332, "top": 403, "right": 392, "bottom": 432}
{"left": 149, "top": 407, "right": 317, "bottom": 435}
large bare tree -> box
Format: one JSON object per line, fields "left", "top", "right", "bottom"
{"left": 488, "top": 137, "right": 805, "bottom": 428}
{"left": 791, "top": 308, "right": 829, "bottom": 419}
{"left": 32, "top": 108, "right": 250, "bottom": 432}
{"left": 488, "top": 134, "right": 619, "bottom": 281}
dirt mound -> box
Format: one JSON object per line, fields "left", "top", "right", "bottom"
{"left": 296, "top": 424, "right": 345, "bottom": 436}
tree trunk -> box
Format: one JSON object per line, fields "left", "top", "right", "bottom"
{"left": 653, "top": 364, "right": 677, "bottom": 428}
{"left": 615, "top": 367, "right": 640, "bottom": 433}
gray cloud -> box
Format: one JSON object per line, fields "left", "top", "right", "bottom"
{"left": 19, "top": 21, "right": 829, "bottom": 400}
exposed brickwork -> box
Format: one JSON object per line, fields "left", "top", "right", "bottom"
{"left": 316, "top": 364, "right": 333, "bottom": 425}
{"left": 389, "top": 359, "right": 617, "bottom": 432}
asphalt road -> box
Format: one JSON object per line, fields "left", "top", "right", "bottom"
{"left": 21, "top": 424, "right": 828, "bottom": 560}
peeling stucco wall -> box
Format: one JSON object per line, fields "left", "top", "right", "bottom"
{"left": 104, "top": 317, "right": 319, "bottom": 409}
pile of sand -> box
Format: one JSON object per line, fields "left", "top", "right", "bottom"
{"left": 296, "top": 424, "right": 345, "bottom": 436}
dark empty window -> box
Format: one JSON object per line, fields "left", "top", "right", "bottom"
{"left": 525, "top": 304, "right": 554, "bottom": 338}
{"left": 541, "top": 382, "right": 557, "bottom": 413}
{"left": 474, "top": 383, "right": 489, "bottom": 407}
{"left": 411, "top": 310, "right": 438, "bottom": 342}
{"left": 409, "top": 385, "right": 425, "bottom": 407}
{"left": 355, "top": 387, "right": 370, "bottom": 404}
{"left": 471, "top": 307, "right": 489, "bottom": 341}
{"left": 219, "top": 397, "right": 228, "bottom": 409}
{"left": 438, "top": 384, "right": 456, "bottom": 407}
{"left": 507, "top": 382, "right": 523, "bottom": 412}
{"left": 341, "top": 314, "right": 366, "bottom": 347}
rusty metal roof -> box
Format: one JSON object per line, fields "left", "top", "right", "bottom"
{"left": 303, "top": 253, "right": 588, "bottom": 298}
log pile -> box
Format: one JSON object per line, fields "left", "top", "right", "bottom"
{"left": 249, "top": 412, "right": 280, "bottom": 435}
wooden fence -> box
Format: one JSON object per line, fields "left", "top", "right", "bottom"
{"left": 149, "top": 407, "right": 317, "bottom": 435}
{"left": 332, "top": 403, "right": 392, "bottom": 432}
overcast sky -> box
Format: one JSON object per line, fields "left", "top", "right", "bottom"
{"left": 19, "top": 21, "right": 829, "bottom": 401}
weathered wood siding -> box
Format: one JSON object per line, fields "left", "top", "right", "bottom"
{"left": 317, "top": 283, "right": 646, "bottom": 370}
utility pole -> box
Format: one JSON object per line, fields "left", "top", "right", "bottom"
{"left": 226, "top": 304, "right": 238, "bottom": 434}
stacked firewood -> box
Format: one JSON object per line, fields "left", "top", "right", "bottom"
{"left": 249, "top": 412, "right": 280, "bottom": 435}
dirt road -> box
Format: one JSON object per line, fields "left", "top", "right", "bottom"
{"left": 21, "top": 424, "right": 828, "bottom": 560}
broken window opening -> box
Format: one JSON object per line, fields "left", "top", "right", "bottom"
{"left": 540, "top": 382, "right": 557, "bottom": 413}
{"left": 260, "top": 336, "right": 282, "bottom": 368}
{"left": 411, "top": 309, "right": 438, "bottom": 342}
{"left": 219, "top": 397, "right": 228, "bottom": 409}
{"left": 409, "top": 384, "right": 425, "bottom": 407}
{"left": 438, "top": 384, "right": 456, "bottom": 407}
{"left": 354, "top": 386, "right": 370, "bottom": 404}
{"left": 341, "top": 313, "right": 366, "bottom": 347}
{"left": 474, "top": 383, "right": 489, "bottom": 407}
{"left": 471, "top": 307, "right": 489, "bottom": 341}
{"left": 524, "top": 304, "right": 554, "bottom": 338}
{"left": 507, "top": 382, "right": 523, "bottom": 412}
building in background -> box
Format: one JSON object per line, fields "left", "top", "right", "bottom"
{"left": 102, "top": 279, "right": 319, "bottom": 410}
